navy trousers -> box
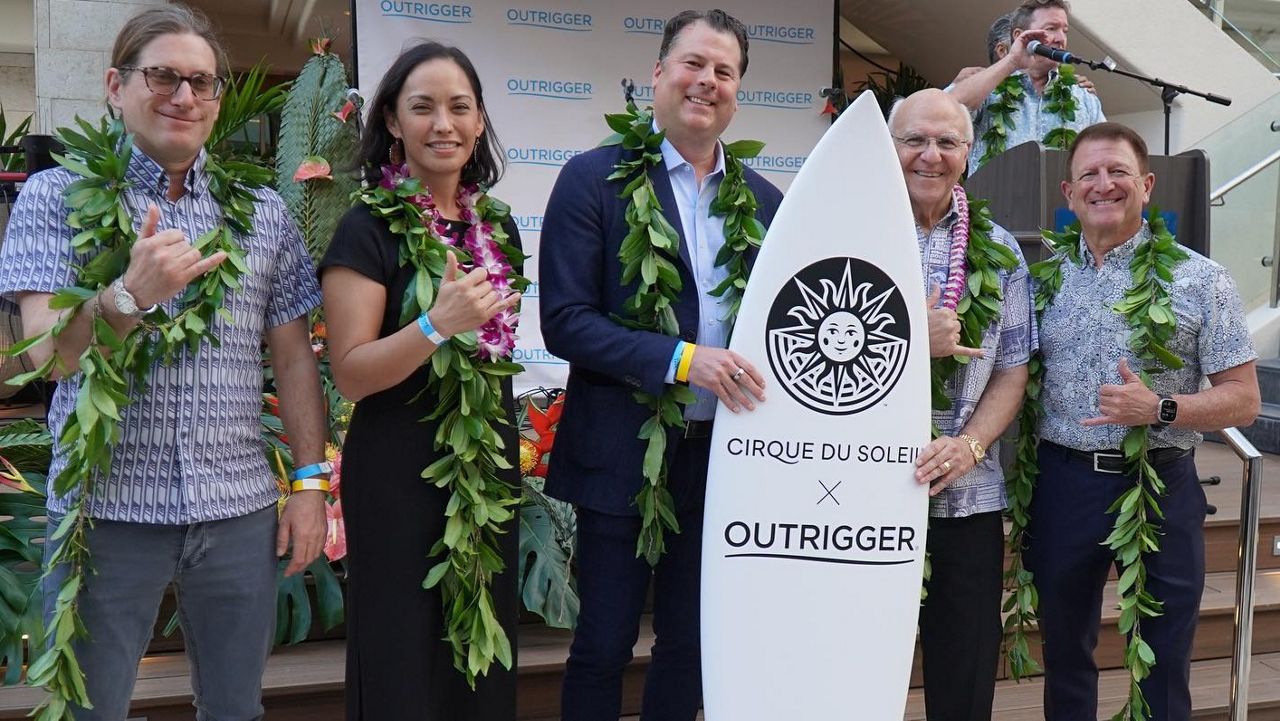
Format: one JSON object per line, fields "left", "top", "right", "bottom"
{"left": 1025, "top": 443, "right": 1205, "bottom": 721}
{"left": 559, "top": 436, "right": 709, "bottom": 721}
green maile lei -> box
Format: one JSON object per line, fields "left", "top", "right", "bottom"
{"left": 600, "top": 101, "right": 765, "bottom": 565}
{"left": 3, "top": 117, "right": 265, "bottom": 720}
{"left": 1004, "top": 209, "right": 1186, "bottom": 721}
{"left": 921, "top": 189, "right": 1017, "bottom": 604}
{"left": 928, "top": 190, "right": 1019, "bottom": 423}
{"left": 980, "top": 64, "right": 1081, "bottom": 165}
{"left": 354, "top": 174, "right": 529, "bottom": 687}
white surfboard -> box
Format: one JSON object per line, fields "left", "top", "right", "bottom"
{"left": 701, "top": 91, "right": 930, "bottom": 720}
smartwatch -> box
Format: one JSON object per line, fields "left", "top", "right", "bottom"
{"left": 1155, "top": 394, "right": 1178, "bottom": 427}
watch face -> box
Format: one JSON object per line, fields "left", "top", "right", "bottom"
{"left": 1159, "top": 398, "right": 1178, "bottom": 423}
{"left": 113, "top": 287, "right": 138, "bottom": 315}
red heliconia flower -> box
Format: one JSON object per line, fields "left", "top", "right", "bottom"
{"left": 528, "top": 394, "right": 565, "bottom": 456}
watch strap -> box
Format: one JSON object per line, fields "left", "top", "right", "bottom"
{"left": 958, "top": 433, "right": 986, "bottom": 464}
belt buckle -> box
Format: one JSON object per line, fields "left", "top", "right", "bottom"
{"left": 1092, "top": 451, "right": 1125, "bottom": 474}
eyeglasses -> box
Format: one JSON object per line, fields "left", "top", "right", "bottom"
{"left": 1072, "top": 168, "right": 1139, "bottom": 185}
{"left": 893, "top": 134, "right": 970, "bottom": 153}
{"left": 118, "top": 66, "right": 226, "bottom": 101}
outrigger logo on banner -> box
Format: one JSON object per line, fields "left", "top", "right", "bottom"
{"left": 766, "top": 257, "right": 910, "bottom": 415}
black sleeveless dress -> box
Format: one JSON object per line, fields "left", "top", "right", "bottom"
{"left": 320, "top": 204, "right": 520, "bottom": 720}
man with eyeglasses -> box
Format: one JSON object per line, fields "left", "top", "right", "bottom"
{"left": 0, "top": 5, "right": 327, "bottom": 718}
{"left": 1028, "top": 122, "right": 1258, "bottom": 719}
{"left": 889, "top": 89, "right": 1034, "bottom": 721}
{"left": 948, "top": 0, "right": 1105, "bottom": 172}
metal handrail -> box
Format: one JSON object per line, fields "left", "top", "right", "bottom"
{"left": 1210, "top": 148, "right": 1280, "bottom": 203}
{"left": 1219, "top": 427, "right": 1263, "bottom": 720}
{"left": 1192, "top": 0, "right": 1280, "bottom": 70}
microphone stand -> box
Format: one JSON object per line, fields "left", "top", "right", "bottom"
{"left": 1065, "top": 54, "right": 1231, "bottom": 154}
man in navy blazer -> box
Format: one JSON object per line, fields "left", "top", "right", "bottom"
{"left": 539, "top": 9, "right": 783, "bottom": 721}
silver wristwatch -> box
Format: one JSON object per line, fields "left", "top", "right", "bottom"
{"left": 110, "top": 278, "right": 156, "bottom": 318}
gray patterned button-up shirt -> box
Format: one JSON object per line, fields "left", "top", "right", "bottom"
{"left": 1038, "top": 222, "right": 1256, "bottom": 451}
{"left": 920, "top": 206, "right": 1036, "bottom": 518}
{"left": 0, "top": 149, "right": 320, "bottom": 524}
{"left": 967, "top": 69, "right": 1106, "bottom": 173}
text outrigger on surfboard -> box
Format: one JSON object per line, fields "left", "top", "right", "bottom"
{"left": 726, "top": 438, "right": 921, "bottom": 466}
{"left": 722, "top": 521, "right": 917, "bottom": 564}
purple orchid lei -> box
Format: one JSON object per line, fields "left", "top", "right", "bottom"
{"left": 381, "top": 163, "right": 520, "bottom": 361}
{"left": 939, "top": 184, "right": 970, "bottom": 312}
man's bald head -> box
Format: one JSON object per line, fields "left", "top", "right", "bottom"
{"left": 888, "top": 89, "right": 974, "bottom": 144}
{"left": 890, "top": 90, "right": 975, "bottom": 226}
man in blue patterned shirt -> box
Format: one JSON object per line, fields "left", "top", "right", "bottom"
{"left": 1028, "top": 122, "right": 1259, "bottom": 720}
{"left": 949, "top": 0, "right": 1106, "bottom": 172}
{"left": 891, "top": 89, "right": 1035, "bottom": 721}
{"left": 0, "top": 6, "right": 327, "bottom": 719}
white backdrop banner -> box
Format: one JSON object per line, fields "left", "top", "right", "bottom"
{"left": 354, "top": 0, "right": 834, "bottom": 392}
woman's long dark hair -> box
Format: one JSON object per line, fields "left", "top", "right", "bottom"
{"left": 357, "top": 41, "right": 504, "bottom": 188}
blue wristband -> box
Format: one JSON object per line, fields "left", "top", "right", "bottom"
{"left": 667, "top": 341, "right": 686, "bottom": 384}
{"left": 417, "top": 313, "right": 449, "bottom": 345}
{"left": 290, "top": 461, "right": 333, "bottom": 481}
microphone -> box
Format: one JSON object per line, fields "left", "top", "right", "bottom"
{"left": 345, "top": 88, "right": 364, "bottom": 108}
{"left": 1026, "top": 40, "right": 1081, "bottom": 65}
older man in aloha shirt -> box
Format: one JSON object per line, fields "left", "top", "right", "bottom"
{"left": 967, "top": 68, "right": 1104, "bottom": 172}
{"left": 921, "top": 219, "right": 1036, "bottom": 517}
{"left": 916, "top": 208, "right": 1035, "bottom": 719}
{"left": 1028, "top": 219, "right": 1256, "bottom": 719}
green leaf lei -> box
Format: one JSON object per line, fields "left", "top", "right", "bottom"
{"left": 929, "top": 194, "right": 1019, "bottom": 420}
{"left": 1003, "top": 209, "right": 1187, "bottom": 720}
{"left": 3, "top": 117, "right": 265, "bottom": 720}
{"left": 354, "top": 176, "right": 529, "bottom": 687}
{"left": 980, "top": 65, "right": 1081, "bottom": 165}
{"left": 600, "top": 101, "right": 764, "bottom": 565}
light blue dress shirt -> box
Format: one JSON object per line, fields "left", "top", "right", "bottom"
{"left": 656, "top": 132, "right": 730, "bottom": 421}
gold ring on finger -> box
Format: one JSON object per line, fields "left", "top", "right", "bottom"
{"left": 941, "top": 460, "right": 953, "bottom": 473}
{"left": 731, "top": 367, "right": 746, "bottom": 381}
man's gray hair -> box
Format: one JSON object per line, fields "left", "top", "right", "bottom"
{"left": 887, "top": 93, "right": 975, "bottom": 144}
{"left": 986, "top": 13, "right": 1013, "bottom": 65}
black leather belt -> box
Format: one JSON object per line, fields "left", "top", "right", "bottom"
{"left": 683, "top": 420, "right": 714, "bottom": 439}
{"left": 1043, "top": 441, "right": 1191, "bottom": 474}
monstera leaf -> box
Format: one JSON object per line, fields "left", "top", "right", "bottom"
{"left": 274, "top": 555, "right": 345, "bottom": 645}
{"left": 518, "top": 482, "right": 579, "bottom": 629}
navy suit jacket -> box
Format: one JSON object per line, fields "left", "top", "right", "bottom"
{"left": 539, "top": 142, "right": 784, "bottom": 515}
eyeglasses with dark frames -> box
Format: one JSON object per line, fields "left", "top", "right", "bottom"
{"left": 117, "top": 66, "right": 226, "bottom": 101}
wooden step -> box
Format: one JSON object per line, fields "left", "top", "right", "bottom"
{"left": 5, "top": 566, "right": 1278, "bottom": 720}
{"left": 601, "top": 653, "right": 1280, "bottom": 720}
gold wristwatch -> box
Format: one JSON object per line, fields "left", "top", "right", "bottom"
{"left": 958, "top": 433, "right": 986, "bottom": 464}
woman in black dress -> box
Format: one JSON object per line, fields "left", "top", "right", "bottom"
{"left": 319, "top": 42, "right": 522, "bottom": 720}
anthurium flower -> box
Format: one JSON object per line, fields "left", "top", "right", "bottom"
{"left": 294, "top": 156, "right": 332, "bottom": 182}
{"left": 332, "top": 100, "right": 356, "bottom": 123}
{"left": 324, "top": 499, "right": 347, "bottom": 561}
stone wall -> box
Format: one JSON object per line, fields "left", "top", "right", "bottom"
{"left": 35, "top": 0, "right": 166, "bottom": 134}
{"left": 0, "top": 52, "right": 34, "bottom": 133}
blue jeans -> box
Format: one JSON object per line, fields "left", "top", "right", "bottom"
{"left": 43, "top": 505, "right": 278, "bottom": 721}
